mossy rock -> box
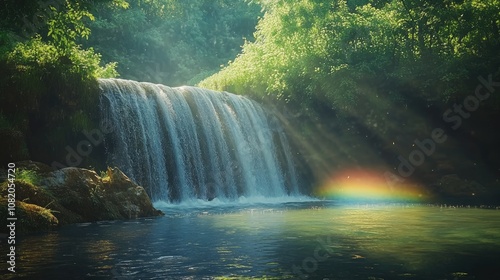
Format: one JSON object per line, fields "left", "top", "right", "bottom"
{"left": 39, "top": 166, "right": 163, "bottom": 222}
{"left": 1, "top": 180, "right": 54, "bottom": 206}
{"left": 0, "top": 198, "right": 58, "bottom": 234}
{"left": 102, "top": 167, "right": 164, "bottom": 218}
{"left": 16, "top": 201, "right": 59, "bottom": 233}
{"left": 0, "top": 180, "right": 83, "bottom": 225}
{"left": 1, "top": 163, "right": 163, "bottom": 234}
{"left": 39, "top": 167, "right": 119, "bottom": 221}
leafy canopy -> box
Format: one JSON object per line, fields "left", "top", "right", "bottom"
{"left": 200, "top": 0, "right": 500, "bottom": 111}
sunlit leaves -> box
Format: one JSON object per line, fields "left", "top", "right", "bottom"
{"left": 7, "top": 35, "right": 117, "bottom": 80}
{"left": 9, "top": 35, "right": 58, "bottom": 64}
{"left": 201, "top": 0, "right": 500, "bottom": 112}
{"left": 46, "top": 1, "right": 95, "bottom": 54}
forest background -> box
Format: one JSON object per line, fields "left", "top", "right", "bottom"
{"left": 1, "top": 0, "right": 499, "bottom": 201}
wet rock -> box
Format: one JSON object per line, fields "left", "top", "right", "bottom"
{"left": 39, "top": 167, "right": 163, "bottom": 221}
{"left": 39, "top": 167, "right": 111, "bottom": 222}
{"left": 0, "top": 180, "right": 82, "bottom": 225}
{"left": 0, "top": 163, "right": 163, "bottom": 234}
{"left": 102, "top": 167, "right": 164, "bottom": 219}
{"left": 0, "top": 198, "right": 58, "bottom": 233}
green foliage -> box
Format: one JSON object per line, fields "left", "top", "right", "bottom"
{"left": 17, "top": 170, "right": 41, "bottom": 185}
{"left": 8, "top": 35, "right": 60, "bottom": 66}
{"left": 0, "top": 0, "right": 261, "bottom": 165}
{"left": 100, "top": 170, "right": 109, "bottom": 179}
{"left": 47, "top": 1, "right": 95, "bottom": 53}
{"left": 0, "top": 0, "right": 119, "bottom": 118}
{"left": 200, "top": 0, "right": 500, "bottom": 189}
{"left": 200, "top": 0, "right": 500, "bottom": 111}
{"left": 3, "top": 36, "right": 117, "bottom": 114}
{"left": 7, "top": 35, "right": 117, "bottom": 81}
{"left": 85, "top": 0, "right": 262, "bottom": 86}
{"left": 0, "top": 0, "right": 123, "bottom": 164}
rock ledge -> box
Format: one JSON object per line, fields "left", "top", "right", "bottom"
{"left": 0, "top": 162, "right": 163, "bottom": 234}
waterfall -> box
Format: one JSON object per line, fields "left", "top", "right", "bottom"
{"left": 99, "top": 78, "right": 300, "bottom": 202}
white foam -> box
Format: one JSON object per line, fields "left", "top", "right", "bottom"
{"left": 153, "top": 195, "right": 318, "bottom": 209}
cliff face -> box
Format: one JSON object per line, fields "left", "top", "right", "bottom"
{"left": 0, "top": 161, "right": 163, "bottom": 234}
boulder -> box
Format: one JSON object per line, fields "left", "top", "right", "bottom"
{"left": 39, "top": 167, "right": 163, "bottom": 221}
{"left": 0, "top": 180, "right": 82, "bottom": 225}
{"left": 0, "top": 164, "right": 163, "bottom": 234}
{"left": 102, "top": 167, "right": 163, "bottom": 218}
{"left": 0, "top": 198, "right": 59, "bottom": 233}
{"left": 39, "top": 167, "right": 111, "bottom": 221}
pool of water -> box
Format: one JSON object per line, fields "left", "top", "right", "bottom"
{"left": 2, "top": 201, "right": 500, "bottom": 279}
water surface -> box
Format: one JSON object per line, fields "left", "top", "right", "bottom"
{"left": 3, "top": 201, "right": 500, "bottom": 279}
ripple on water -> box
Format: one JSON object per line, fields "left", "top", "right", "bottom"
{"left": 9, "top": 202, "right": 500, "bottom": 280}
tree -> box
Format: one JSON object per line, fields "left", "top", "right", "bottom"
{"left": 0, "top": 0, "right": 124, "bottom": 165}
{"left": 84, "top": 0, "right": 262, "bottom": 85}
{"left": 200, "top": 0, "right": 500, "bottom": 107}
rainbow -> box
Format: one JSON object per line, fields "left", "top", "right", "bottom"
{"left": 315, "top": 168, "right": 428, "bottom": 202}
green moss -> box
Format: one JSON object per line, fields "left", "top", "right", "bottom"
{"left": 16, "top": 201, "right": 59, "bottom": 233}
{"left": 16, "top": 170, "right": 41, "bottom": 186}
{"left": 0, "top": 180, "right": 83, "bottom": 226}
{"left": 1, "top": 180, "right": 48, "bottom": 205}
{"left": 1, "top": 166, "right": 162, "bottom": 233}
{"left": 0, "top": 198, "right": 58, "bottom": 234}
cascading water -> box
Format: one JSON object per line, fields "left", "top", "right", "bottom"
{"left": 99, "top": 78, "right": 300, "bottom": 202}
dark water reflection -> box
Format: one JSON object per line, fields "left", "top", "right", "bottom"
{"left": 2, "top": 201, "right": 500, "bottom": 279}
